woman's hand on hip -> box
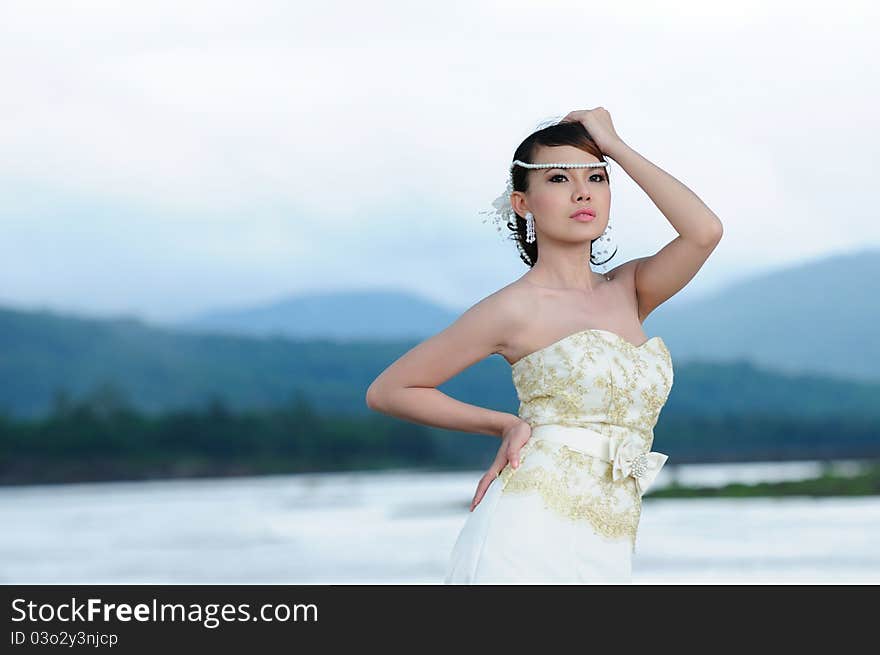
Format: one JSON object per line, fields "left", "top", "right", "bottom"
{"left": 470, "top": 417, "right": 532, "bottom": 511}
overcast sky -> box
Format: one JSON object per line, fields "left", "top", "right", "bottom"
{"left": 1, "top": 0, "right": 877, "bottom": 324}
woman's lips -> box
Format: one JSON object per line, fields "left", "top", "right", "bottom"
{"left": 571, "top": 213, "right": 596, "bottom": 222}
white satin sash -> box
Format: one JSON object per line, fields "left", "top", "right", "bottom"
{"left": 528, "top": 424, "right": 668, "bottom": 497}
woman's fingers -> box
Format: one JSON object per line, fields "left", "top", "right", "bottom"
{"left": 470, "top": 479, "right": 485, "bottom": 511}
{"left": 495, "top": 443, "right": 512, "bottom": 470}
{"left": 508, "top": 441, "right": 522, "bottom": 469}
{"left": 470, "top": 464, "right": 502, "bottom": 511}
{"left": 470, "top": 474, "right": 492, "bottom": 511}
{"left": 471, "top": 434, "right": 529, "bottom": 511}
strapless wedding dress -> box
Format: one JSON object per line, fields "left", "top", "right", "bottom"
{"left": 444, "top": 328, "right": 674, "bottom": 584}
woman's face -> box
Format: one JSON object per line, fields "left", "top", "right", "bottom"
{"left": 511, "top": 144, "right": 611, "bottom": 245}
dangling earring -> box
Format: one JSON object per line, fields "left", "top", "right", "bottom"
{"left": 590, "top": 222, "right": 618, "bottom": 265}
{"left": 525, "top": 211, "right": 536, "bottom": 243}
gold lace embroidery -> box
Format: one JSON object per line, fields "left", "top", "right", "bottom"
{"left": 505, "top": 330, "right": 673, "bottom": 555}
{"left": 497, "top": 438, "right": 641, "bottom": 552}
{"left": 512, "top": 331, "right": 673, "bottom": 456}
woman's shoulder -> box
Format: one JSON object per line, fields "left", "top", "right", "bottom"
{"left": 462, "top": 280, "right": 534, "bottom": 342}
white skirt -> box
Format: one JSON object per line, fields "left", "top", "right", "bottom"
{"left": 442, "top": 423, "right": 669, "bottom": 585}
{"left": 443, "top": 475, "right": 632, "bottom": 584}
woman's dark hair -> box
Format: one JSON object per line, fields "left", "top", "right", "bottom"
{"left": 507, "top": 120, "right": 614, "bottom": 268}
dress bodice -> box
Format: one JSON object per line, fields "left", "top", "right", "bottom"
{"left": 497, "top": 328, "right": 674, "bottom": 553}
{"left": 511, "top": 327, "right": 673, "bottom": 452}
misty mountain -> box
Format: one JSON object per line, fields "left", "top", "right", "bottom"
{"left": 170, "top": 248, "right": 880, "bottom": 382}
{"left": 2, "top": 248, "right": 879, "bottom": 419}
{"left": 172, "top": 289, "right": 459, "bottom": 341}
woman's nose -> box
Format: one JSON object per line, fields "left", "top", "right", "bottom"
{"left": 573, "top": 180, "right": 591, "bottom": 200}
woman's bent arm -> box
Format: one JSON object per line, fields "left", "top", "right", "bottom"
{"left": 365, "top": 290, "right": 523, "bottom": 439}
{"left": 366, "top": 385, "right": 519, "bottom": 438}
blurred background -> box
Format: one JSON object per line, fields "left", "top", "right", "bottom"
{"left": 2, "top": 0, "right": 879, "bottom": 584}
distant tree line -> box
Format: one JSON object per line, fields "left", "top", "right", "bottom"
{"left": 0, "top": 382, "right": 439, "bottom": 485}
{"left": 0, "top": 381, "right": 878, "bottom": 486}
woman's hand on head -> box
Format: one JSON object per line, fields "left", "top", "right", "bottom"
{"left": 561, "top": 107, "right": 624, "bottom": 155}
{"left": 470, "top": 417, "right": 532, "bottom": 512}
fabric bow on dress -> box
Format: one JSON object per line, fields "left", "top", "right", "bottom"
{"left": 608, "top": 434, "right": 668, "bottom": 497}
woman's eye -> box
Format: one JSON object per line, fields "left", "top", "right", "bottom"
{"left": 549, "top": 173, "right": 605, "bottom": 183}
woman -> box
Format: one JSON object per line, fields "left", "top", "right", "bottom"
{"left": 365, "top": 108, "right": 723, "bottom": 584}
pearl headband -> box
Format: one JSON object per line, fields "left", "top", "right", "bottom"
{"left": 510, "top": 160, "right": 610, "bottom": 170}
